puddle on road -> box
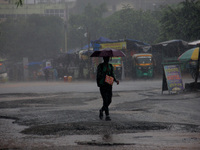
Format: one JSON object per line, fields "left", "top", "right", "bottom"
{"left": 21, "top": 121, "right": 169, "bottom": 135}
{"left": 1, "top": 118, "right": 200, "bottom": 149}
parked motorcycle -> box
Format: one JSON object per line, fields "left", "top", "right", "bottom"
{"left": 188, "top": 61, "right": 200, "bottom": 79}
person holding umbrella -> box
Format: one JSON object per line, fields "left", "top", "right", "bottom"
{"left": 96, "top": 57, "right": 119, "bottom": 121}
{"left": 91, "top": 48, "right": 125, "bottom": 121}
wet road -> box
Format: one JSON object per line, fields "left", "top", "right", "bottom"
{"left": 0, "top": 78, "right": 200, "bottom": 150}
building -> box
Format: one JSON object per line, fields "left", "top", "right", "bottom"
{"left": 0, "top": 0, "right": 76, "bottom": 21}
{"left": 0, "top": 0, "right": 185, "bottom": 21}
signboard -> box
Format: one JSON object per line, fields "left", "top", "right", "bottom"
{"left": 162, "top": 65, "right": 184, "bottom": 93}
{"left": 46, "top": 61, "right": 51, "bottom": 67}
{"left": 100, "top": 42, "right": 126, "bottom": 50}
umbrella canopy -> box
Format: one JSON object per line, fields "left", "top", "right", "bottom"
{"left": 90, "top": 48, "right": 126, "bottom": 57}
{"left": 178, "top": 47, "right": 199, "bottom": 61}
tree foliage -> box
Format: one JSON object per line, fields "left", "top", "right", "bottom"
{"left": 2, "top": 0, "right": 200, "bottom": 61}
{"left": 0, "top": 15, "right": 64, "bottom": 61}
{"left": 68, "top": 3, "right": 161, "bottom": 47}
{"left": 103, "top": 5, "right": 160, "bottom": 43}
{"left": 69, "top": 0, "right": 200, "bottom": 48}
{"left": 159, "top": 0, "right": 200, "bottom": 41}
{"left": 68, "top": 3, "right": 107, "bottom": 49}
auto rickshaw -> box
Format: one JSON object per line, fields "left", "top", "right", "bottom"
{"left": 109, "top": 57, "right": 122, "bottom": 79}
{"left": 0, "top": 60, "right": 8, "bottom": 82}
{"left": 132, "top": 53, "right": 154, "bottom": 78}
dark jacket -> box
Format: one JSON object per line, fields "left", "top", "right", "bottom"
{"left": 96, "top": 63, "right": 117, "bottom": 87}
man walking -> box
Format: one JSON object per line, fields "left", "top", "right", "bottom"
{"left": 96, "top": 57, "right": 119, "bottom": 121}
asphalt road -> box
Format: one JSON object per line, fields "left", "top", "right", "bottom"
{"left": 0, "top": 78, "right": 200, "bottom": 150}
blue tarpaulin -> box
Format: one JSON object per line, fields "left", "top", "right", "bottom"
{"left": 66, "top": 49, "right": 80, "bottom": 54}
{"left": 82, "top": 43, "right": 92, "bottom": 50}
{"left": 91, "top": 37, "right": 123, "bottom": 51}
{"left": 91, "top": 37, "right": 117, "bottom": 44}
{"left": 28, "top": 62, "right": 42, "bottom": 66}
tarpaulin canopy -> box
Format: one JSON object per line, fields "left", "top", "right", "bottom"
{"left": 91, "top": 37, "right": 149, "bottom": 52}
{"left": 28, "top": 62, "right": 42, "bottom": 66}
{"left": 91, "top": 37, "right": 118, "bottom": 51}
{"left": 126, "top": 39, "right": 150, "bottom": 52}
{"left": 154, "top": 39, "right": 188, "bottom": 47}
{"left": 66, "top": 49, "right": 80, "bottom": 54}
{"left": 151, "top": 39, "right": 190, "bottom": 58}
{"left": 91, "top": 37, "right": 117, "bottom": 43}
{"left": 81, "top": 43, "right": 93, "bottom": 50}
{"left": 126, "top": 39, "right": 149, "bottom": 46}
{"left": 188, "top": 40, "right": 200, "bottom": 46}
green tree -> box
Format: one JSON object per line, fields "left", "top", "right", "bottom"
{"left": 160, "top": 0, "right": 200, "bottom": 41}
{"left": 103, "top": 5, "right": 161, "bottom": 44}
{"left": 68, "top": 3, "right": 160, "bottom": 48}
{"left": 68, "top": 3, "right": 107, "bottom": 49}
{"left": 0, "top": 15, "right": 64, "bottom": 61}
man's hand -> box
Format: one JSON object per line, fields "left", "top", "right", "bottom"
{"left": 116, "top": 80, "right": 119, "bottom": 85}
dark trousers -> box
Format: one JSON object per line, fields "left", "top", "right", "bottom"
{"left": 100, "top": 86, "right": 112, "bottom": 116}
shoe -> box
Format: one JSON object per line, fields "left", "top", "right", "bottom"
{"left": 99, "top": 109, "right": 103, "bottom": 120}
{"left": 105, "top": 116, "right": 111, "bottom": 121}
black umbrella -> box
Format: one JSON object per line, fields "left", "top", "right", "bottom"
{"left": 90, "top": 48, "right": 126, "bottom": 57}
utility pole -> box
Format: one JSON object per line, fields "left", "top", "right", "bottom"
{"left": 64, "top": 3, "right": 69, "bottom": 52}
{"left": 86, "top": 27, "right": 90, "bottom": 51}
{"left": 64, "top": 20, "right": 67, "bottom": 52}
{"left": 194, "top": 44, "right": 200, "bottom": 87}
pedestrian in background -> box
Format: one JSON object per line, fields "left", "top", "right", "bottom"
{"left": 44, "top": 68, "right": 49, "bottom": 81}
{"left": 53, "top": 68, "right": 58, "bottom": 81}
{"left": 96, "top": 57, "right": 119, "bottom": 121}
